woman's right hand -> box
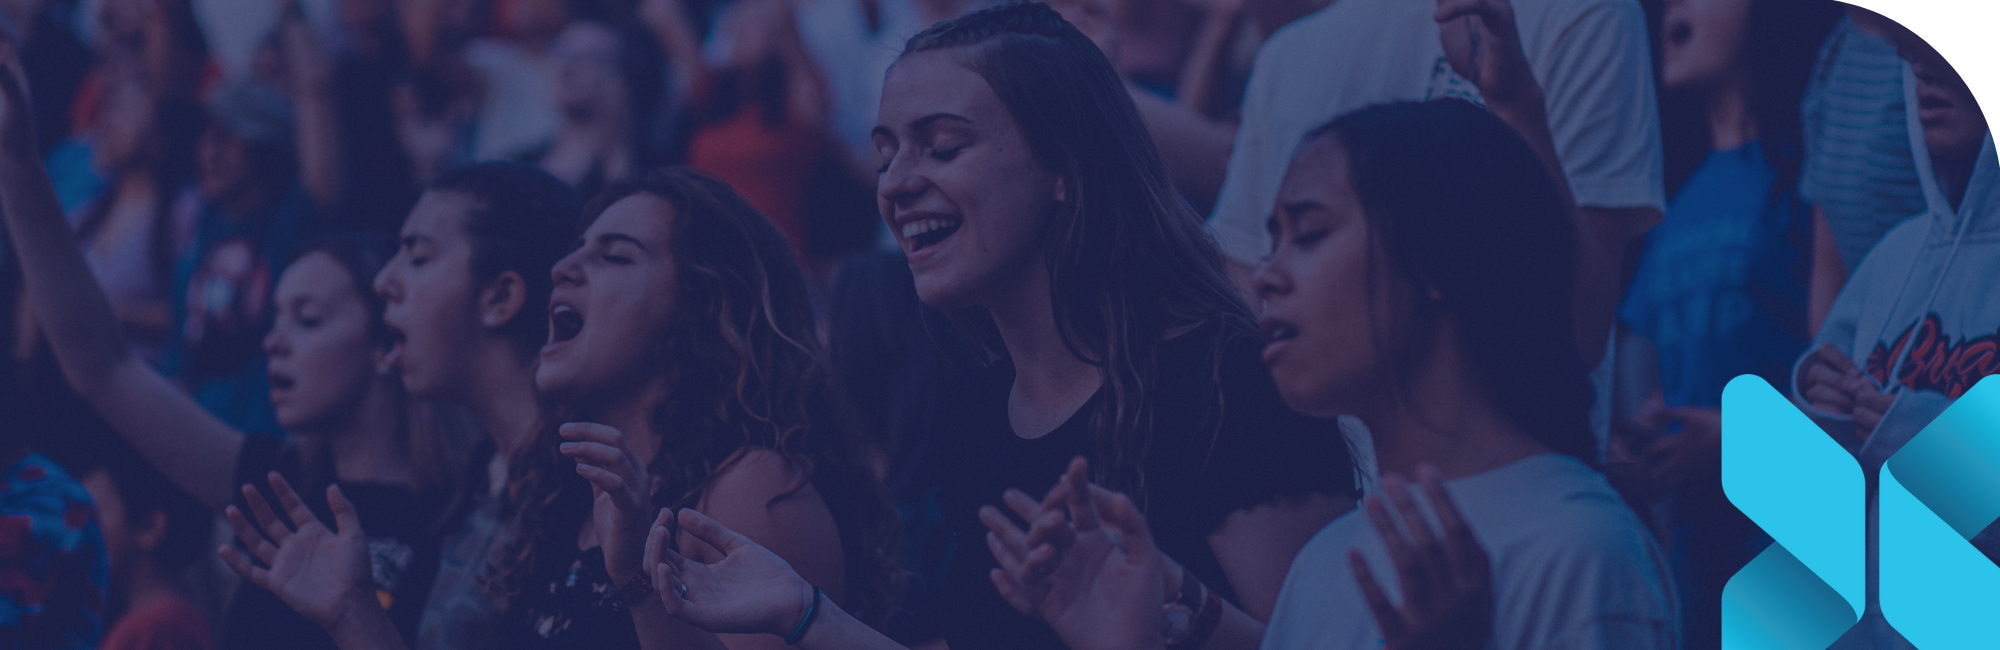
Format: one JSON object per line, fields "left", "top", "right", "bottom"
{"left": 646, "top": 507, "right": 818, "bottom": 637}
{"left": 218, "top": 473, "right": 381, "bottom": 634}
{"left": 985, "top": 457, "right": 1167, "bottom": 650}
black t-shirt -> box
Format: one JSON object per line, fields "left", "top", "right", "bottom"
{"left": 939, "top": 319, "right": 1356, "bottom": 650}
{"left": 496, "top": 545, "right": 641, "bottom": 650}
{"left": 220, "top": 434, "right": 448, "bottom": 650}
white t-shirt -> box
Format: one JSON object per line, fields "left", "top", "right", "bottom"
{"left": 1262, "top": 453, "right": 1679, "bottom": 650}
{"left": 1206, "top": 0, "right": 1665, "bottom": 266}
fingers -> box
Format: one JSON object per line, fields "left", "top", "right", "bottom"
{"left": 223, "top": 505, "right": 279, "bottom": 565}
{"left": 1094, "top": 486, "right": 1157, "bottom": 558}
{"left": 1415, "top": 465, "right": 1487, "bottom": 583}
{"left": 240, "top": 483, "right": 293, "bottom": 547}
{"left": 266, "top": 472, "right": 318, "bottom": 535}
{"left": 1804, "top": 383, "right": 1856, "bottom": 413}
{"left": 1350, "top": 550, "right": 1408, "bottom": 640}
{"left": 989, "top": 567, "right": 1035, "bottom": 616}
{"left": 675, "top": 508, "right": 756, "bottom": 556}
{"left": 1062, "top": 457, "right": 1102, "bottom": 532}
{"left": 1380, "top": 474, "right": 1442, "bottom": 605}
{"left": 1002, "top": 488, "right": 1044, "bottom": 526}
{"left": 980, "top": 507, "right": 1032, "bottom": 567}
{"left": 326, "top": 484, "right": 361, "bottom": 536}
{"left": 1815, "top": 344, "right": 1858, "bottom": 374}
{"left": 218, "top": 546, "right": 272, "bottom": 589}
{"left": 1363, "top": 494, "right": 1423, "bottom": 606}
{"left": 644, "top": 509, "right": 673, "bottom": 570}
{"left": 1431, "top": 0, "right": 1482, "bottom": 21}
{"left": 561, "top": 440, "right": 632, "bottom": 470}
{"left": 573, "top": 462, "right": 633, "bottom": 502}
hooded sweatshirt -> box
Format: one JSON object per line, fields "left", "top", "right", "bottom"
{"left": 1790, "top": 63, "right": 1999, "bottom": 650}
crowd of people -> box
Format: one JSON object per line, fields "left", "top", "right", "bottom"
{"left": 0, "top": 0, "right": 1988, "bottom": 648}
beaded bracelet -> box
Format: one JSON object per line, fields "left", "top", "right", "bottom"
{"left": 784, "top": 585, "right": 823, "bottom": 646}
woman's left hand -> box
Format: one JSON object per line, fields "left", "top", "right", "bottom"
{"left": 561, "top": 422, "right": 655, "bottom": 583}
{"left": 1433, "top": 0, "right": 1540, "bottom": 108}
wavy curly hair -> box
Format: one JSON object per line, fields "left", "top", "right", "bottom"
{"left": 494, "top": 167, "right": 900, "bottom": 624}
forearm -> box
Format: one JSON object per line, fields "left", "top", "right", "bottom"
{"left": 329, "top": 603, "right": 412, "bottom": 650}
{"left": 1176, "top": 7, "right": 1242, "bottom": 117}
{"left": 633, "top": 601, "right": 729, "bottom": 650}
{"left": 788, "top": 600, "right": 906, "bottom": 650}
{"left": 286, "top": 20, "right": 345, "bottom": 212}
{"left": 1193, "top": 605, "right": 1263, "bottom": 650}
{"left": 0, "top": 149, "right": 131, "bottom": 391}
{"left": 0, "top": 149, "right": 244, "bottom": 509}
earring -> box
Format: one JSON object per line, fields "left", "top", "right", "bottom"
{"left": 485, "top": 314, "right": 498, "bottom": 325}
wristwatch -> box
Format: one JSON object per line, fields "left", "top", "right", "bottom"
{"left": 1163, "top": 567, "right": 1221, "bottom": 648}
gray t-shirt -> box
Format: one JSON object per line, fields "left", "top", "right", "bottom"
{"left": 414, "top": 491, "right": 510, "bottom": 650}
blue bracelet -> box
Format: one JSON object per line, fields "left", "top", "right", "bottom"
{"left": 784, "top": 585, "right": 822, "bottom": 645}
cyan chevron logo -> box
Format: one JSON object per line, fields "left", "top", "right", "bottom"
{"left": 1721, "top": 374, "right": 2000, "bottom": 650}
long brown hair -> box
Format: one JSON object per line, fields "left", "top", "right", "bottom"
{"left": 497, "top": 167, "right": 899, "bottom": 623}
{"left": 902, "top": 3, "right": 1254, "bottom": 500}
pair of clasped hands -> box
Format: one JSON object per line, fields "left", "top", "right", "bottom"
{"left": 1798, "top": 344, "right": 1898, "bottom": 445}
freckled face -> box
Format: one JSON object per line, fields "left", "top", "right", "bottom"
{"left": 872, "top": 50, "right": 1066, "bottom": 309}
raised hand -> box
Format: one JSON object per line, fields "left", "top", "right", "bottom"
{"left": 559, "top": 422, "right": 656, "bottom": 583}
{"left": 1433, "top": 0, "right": 1538, "bottom": 108}
{"left": 985, "top": 457, "right": 1166, "bottom": 650}
{"left": 647, "top": 508, "right": 816, "bottom": 636}
{"left": 218, "top": 473, "right": 378, "bottom": 632}
{"left": 1351, "top": 466, "right": 1492, "bottom": 650}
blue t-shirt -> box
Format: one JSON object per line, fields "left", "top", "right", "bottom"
{"left": 1621, "top": 141, "right": 1813, "bottom": 408}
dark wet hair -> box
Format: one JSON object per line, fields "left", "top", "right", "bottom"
{"left": 428, "top": 162, "right": 582, "bottom": 356}
{"left": 500, "top": 167, "right": 899, "bottom": 622}
{"left": 899, "top": 2, "right": 1253, "bottom": 498}
{"left": 1304, "top": 98, "right": 1598, "bottom": 464}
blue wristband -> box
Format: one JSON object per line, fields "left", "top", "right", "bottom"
{"left": 784, "top": 585, "right": 822, "bottom": 645}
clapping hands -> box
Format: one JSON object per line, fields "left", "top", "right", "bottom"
{"left": 982, "top": 457, "right": 1168, "bottom": 650}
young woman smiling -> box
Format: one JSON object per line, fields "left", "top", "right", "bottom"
{"left": 863, "top": 4, "right": 1354, "bottom": 648}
